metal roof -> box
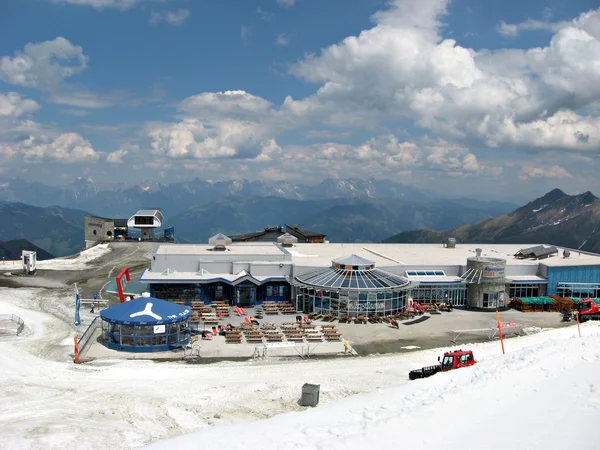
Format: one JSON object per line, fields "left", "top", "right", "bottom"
{"left": 295, "top": 266, "right": 410, "bottom": 290}
{"left": 134, "top": 209, "right": 162, "bottom": 216}
{"left": 332, "top": 254, "right": 375, "bottom": 266}
{"left": 285, "top": 224, "right": 326, "bottom": 238}
{"left": 514, "top": 245, "right": 558, "bottom": 260}
{"left": 100, "top": 297, "right": 190, "bottom": 325}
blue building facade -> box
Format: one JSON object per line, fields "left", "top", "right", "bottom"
{"left": 546, "top": 265, "right": 600, "bottom": 296}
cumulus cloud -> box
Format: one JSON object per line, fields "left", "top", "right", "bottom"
{"left": 149, "top": 9, "right": 190, "bottom": 26}
{"left": 0, "top": 132, "right": 99, "bottom": 162}
{"left": 147, "top": 118, "right": 275, "bottom": 160}
{"left": 0, "top": 93, "right": 40, "bottom": 117}
{"left": 0, "top": 37, "right": 87, "bottom": 90}
{"left": 106, "top": 144, "right": 138, "bottom": 163}
{"left": 284, "top": 1, "right": 600, "bottom": 153}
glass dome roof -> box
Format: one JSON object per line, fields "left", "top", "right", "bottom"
{"left": 295, "top": 254, "right": 409, "bottom": 290}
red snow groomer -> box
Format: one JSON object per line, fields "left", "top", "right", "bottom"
{"left": 577, "top": 298, "right": 600, "bottom": 322}
{"left": 409, "top": 349, "right": 476, "bottom": 380}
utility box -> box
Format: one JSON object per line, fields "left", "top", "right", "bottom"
{"left": 300, "top": 383, "right": 320, "bottom": 407}
{"left": 22, "top": 250, "right": 37, "bottom": 275}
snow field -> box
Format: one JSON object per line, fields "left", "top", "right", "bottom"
{"left": 0, "top": 243, "right": 112, "bottom": 272}
{"left": 146, "top": 326, "right": 600, "bottom": 450}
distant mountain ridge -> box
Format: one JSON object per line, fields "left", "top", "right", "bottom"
{"left": 383, "top": 189, "right": 600, "bottom": 253}
{"left": 0, "top": 239, "right": 54, "bottom": 261}
{"left": 0, "top": 176, "right": 430, "bottom": 218}
{"left": 170, "top": 196, "right": 517, "bottom": 244}
{"left": 0, "top": 194, "right": 516, "bottom": 257}
{"left": 0, "top": 202, "right": 87, "bottom": 257}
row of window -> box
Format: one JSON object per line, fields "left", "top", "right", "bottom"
{"left": 556, "top": 283, "right": 600, "bottom": 298}
{"left": 405, "top": 270, "right": 446, "bottom": 277}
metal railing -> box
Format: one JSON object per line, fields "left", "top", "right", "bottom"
{"left": 78, "top": 316, "right": 101, "bottom": 354}
{"left": 0, "top": 314, "right": 25, "bottom": 335}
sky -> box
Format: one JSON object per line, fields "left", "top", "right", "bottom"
{"left": 0, "top": 0, "right": 599, "bottom": 201}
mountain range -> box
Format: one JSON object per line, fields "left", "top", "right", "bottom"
{"left": 169, "top": 196, "right": 516, "bottom": 244}
{"left": 384, "top": 189, "right": 600, "bottom": 253}
{"left": 0, "top": 176, "right": 432, "bottom": 218}
{"left": 0, "top": 193, "right": 516, "bottom": 256}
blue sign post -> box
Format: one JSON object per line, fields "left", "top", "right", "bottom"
{"left": 74, "top": 285, "right": 81, "bottom": 326}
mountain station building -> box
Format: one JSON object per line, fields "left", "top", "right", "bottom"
{"left": 139, "top": 235, "right": 600, "bottom": 317}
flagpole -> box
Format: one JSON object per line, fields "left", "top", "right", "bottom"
{"left": 74, "top": 283, "right": 81, "bottom": 326}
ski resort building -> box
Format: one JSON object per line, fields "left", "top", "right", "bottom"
{"left": 139, "top": 236, "right": 600, "bottom": 316}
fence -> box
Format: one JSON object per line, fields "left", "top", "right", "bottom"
{"left": 0, "top": 314, "right": 25, "bottom": 335}
{"left": 78, "top": 316, "right": 101, "bottom": 355}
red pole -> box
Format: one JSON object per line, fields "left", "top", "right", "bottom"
{"left": 495, "top": 310, "right": 505, "bottom": 355}
{"left": 74, "top": 336, "right": 80, "bottom": 364}
{"left": 576, "top": 311, "right": 581, "bottom": 337}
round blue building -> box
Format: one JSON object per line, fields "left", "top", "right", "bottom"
{"left": 100, "top": 295, "right": 191, "bottom": 352}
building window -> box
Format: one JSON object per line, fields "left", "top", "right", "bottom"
{"left": 410, "top": 284, "right": 466, "bottom": 306}
{"left": 93, "top": 230, "right": 97, "bottom": 236}
{"left": 509, "top": 284, "right": 541, "bottom": 298}
{"left": 556, "top": 282, "right": 600, "bottom": 298}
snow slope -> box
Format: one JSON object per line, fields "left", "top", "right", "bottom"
{"left": 0, "top": 249, "right": 599, "bottom": 450}
{"left": 147, "top": 327, "right": 600, "bottom": 450}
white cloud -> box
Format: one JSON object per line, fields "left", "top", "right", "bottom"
{"left": 518, "top": 164, "right": 573, "bottom": 180}
{"left": 276, "top": 33, "right": 289, "bottom": 46}
{"left": 49, "top": 0, "right": 158, "bottom": 10}
{"left": 179, "top": 90, "right": 275, "bottom": 120}
{"left": 0, "top": 93, "right": 40, "bottom": 117}
{"left": 50, "top": 90, "right": 118, "bottom": 108}
{"left": 497, "top": 18, "right": 570, "bottom": 38}
{"left": 149, "top": 9, "right": 190, "bottom": 26}
{"left": 0, "top": 37, "right": 87, "bottom": 90}
{"left": 106, "top": 144, "right": 138, "bottom": 163}
{"left": 283, "top": 1, "right": 600, "bottom": 153}
{"left": 147, "top": 119, "right": 275, "bottom": 161}
{"left": 0, "top": 132, "right": 99, "bottom": 162}
{"left": 276, "top": 0, "right": 295, "bottom": 7}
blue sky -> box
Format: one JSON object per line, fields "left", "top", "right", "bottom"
{"left": 0, "top": 0, "right": 599, "bottom": 201}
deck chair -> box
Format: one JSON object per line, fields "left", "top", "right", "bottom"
{"left": 244, "top": 317, "right": 251, "bottom": 324}
{"left": 218, "top": 311, "right": 224, "bottom": 320}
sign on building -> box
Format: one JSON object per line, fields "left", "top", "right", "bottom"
{"left": 483, "top": 266, "right": 505, "bottom": 278}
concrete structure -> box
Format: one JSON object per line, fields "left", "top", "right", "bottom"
{"left": 84, "top": 215, "right": 128, "bottom": 248}
{"left": 462, "top": 250, "right": 508, "bottom": 308}
{"left": 127, "top": 209, "right": 164, "bottom": 240}
{"left": 139, "top": 239, "right": 600, "bottom": 313}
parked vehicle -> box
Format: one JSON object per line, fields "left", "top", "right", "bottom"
{"left": 577, "top": 299, "right": 600, "bottom": 322}
{"left": 409, "top": 350, "right": 476, "bottom": 380}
